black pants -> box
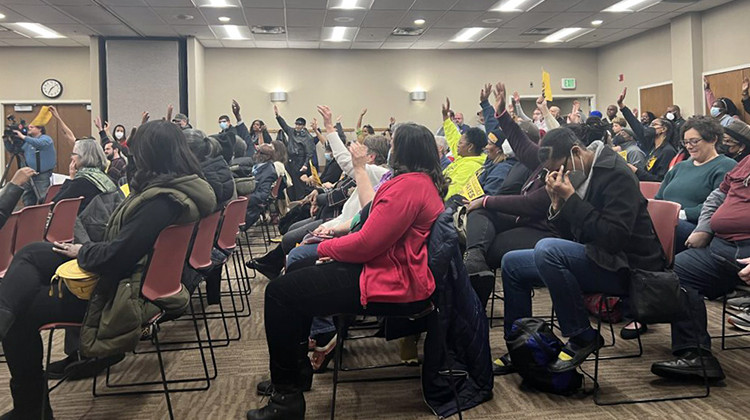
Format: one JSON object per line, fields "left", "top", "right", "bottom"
{"left": 0, "top": 243, "right": 88, "bottom": 384}
{"left": 265, "top": 262, "right": 427, "bottom": 389}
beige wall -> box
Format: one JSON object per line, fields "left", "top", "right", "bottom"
{"left": 597, "top": 26, "right": 672, "bottom": 112}
{"left": 701, "top": 0, "right": 750, "bottom": 72}
{"left": 201, "top": 48, "right": 598, "bottom": 132}
{"left": 187, "top": 37, "right": 206, "bottom": 129}
{"left": 0, "top": 47, "right": 90, "bottom": 102}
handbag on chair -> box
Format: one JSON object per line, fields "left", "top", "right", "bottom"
{"left": 628, "top": 269, "right": 687, "bottom": 324}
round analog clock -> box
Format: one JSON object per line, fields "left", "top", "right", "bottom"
{"left": 41, "top": 78, "right": 63, "bottom": 99}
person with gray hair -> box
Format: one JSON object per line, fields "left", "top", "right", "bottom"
{"left": 183, "top": 129, "right": 236, "bottom": 211}
{"left": 435, "top": 135, "right": 451, "bottom": 170}
{"left": 51, "top": 138, "right": 118, "bottom": 211}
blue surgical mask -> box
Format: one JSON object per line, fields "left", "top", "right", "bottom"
{"left": 219, "top": 121, "right": 229, "bottom": 130}
{"left": 324, "top": 152, "right": 333, "bottom": 161}
{"left": 710, "top": 107, "right": 722, "bottom": 118}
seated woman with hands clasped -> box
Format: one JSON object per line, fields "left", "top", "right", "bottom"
{"left": 0, "top": 120, "right": 215, "bottom": 420}
{"left": 246, "top": 120, "right": 447, "bottom": 420}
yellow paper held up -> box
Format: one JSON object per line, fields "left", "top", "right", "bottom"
{"left": 542, "top": 69, "right": 553, "bottom": 102}
{"left": 461, "top": 174, "right": 485, "bottom": 201}
{"left": 618, "top": 150, "right": 628, "bottom": 160}
{"left": 30, "top": 106, "right": 52, "bottom": 127}
{"left": 309, "top": 160, "right": 322, "bottom": 187}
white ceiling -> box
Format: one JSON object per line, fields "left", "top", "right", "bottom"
{"left": 0, "top": 0, "right": 736, "bottom": 49}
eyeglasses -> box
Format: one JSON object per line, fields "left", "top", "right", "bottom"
{"left": 681, "top": 137, "right": 704, "bottom": 147}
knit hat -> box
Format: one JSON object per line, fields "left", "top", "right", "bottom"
{"left": 725, "top": 119, "right": 750, "bottom": 148}
{"left": 590, "top": 110, "right": 603, "bottom": 118}
{"left": 173, "top": 113, "right": 188, "bottom": 122}
{"left": 295, "top": 117, "right": 306, "bottom": 126}
{"left": 622, "top": 127, "right": 636, "bottom": 140}
{"left": 487, "top": 128, "right": 507, "bottom": 145}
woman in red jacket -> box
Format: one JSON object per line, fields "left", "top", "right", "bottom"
{"left": 246, "top": 122, "right": 448, "bottom": 420}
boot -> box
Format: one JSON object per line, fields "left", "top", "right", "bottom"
{"left": 257, "top": 343, "right": 314, "bottom": 396}
{"left": 246, "top": 389, "right": 305, "bottom": 420}
{"left": 0, "top": 378, "right": 53, "bottom": 420}
{"left": 0, "top": 307, "right": 15, "bottom": 341}
{"left": 246, "top": 246, "right": 285, "bottom": 280}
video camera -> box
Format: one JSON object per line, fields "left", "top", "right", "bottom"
{"left": 3, "top": 115, "right": 27, "bottom": 155}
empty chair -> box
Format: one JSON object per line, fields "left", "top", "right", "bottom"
{"left": 647, "top": 198, "right": 681, "bottom": 266}
{"left": 45, "top": 196, "right": 83, "bottom": 243}
{"left": 13, "top": 202, "right": 53, "bottom": 253}
{"left": 43, "top": 184, "right": 63, "bottom": 204}
{"left": 640, "top": 181, "right": 661, "bottom": 200}
{"left": 0, "top": 214, "right": 19, "bottom": 277}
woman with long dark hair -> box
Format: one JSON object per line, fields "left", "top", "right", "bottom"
{"left": 0, "top": 120, "right": 215, "bottom": 419}
{"left": 246, "top": 119, "right": 447, "bottom": 420}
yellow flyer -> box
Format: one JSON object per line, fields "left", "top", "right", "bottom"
{"left": 309, "top": 160, "right": 322, "bottom": 187}
{"left": 542, "top": 69, "right": 553, "bottom": 102}
{"left": 461, "top": 174, "right": 485, "bottom": 201}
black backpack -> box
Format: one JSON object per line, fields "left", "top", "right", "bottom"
{"left": 506, "top": 318, "right": 583, "bottom": 396}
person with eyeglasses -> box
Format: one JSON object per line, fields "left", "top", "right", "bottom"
{"left": 616, "top": 88, "right": 677, "bottom": 182}
{"left": 723, "top": 119, "right": 750, "bottom": 162}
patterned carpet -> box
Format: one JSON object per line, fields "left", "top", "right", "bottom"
{"left": 1, "top": 231, "right": 749, "bottom": 419}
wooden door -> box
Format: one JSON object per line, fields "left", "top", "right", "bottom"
{"left": 639, "top": 84, "right": 673, "bottom": 119}
{"left": 705, "top": 68, "right": 750, "bottom": 122}
{"left": 3, "top": 103, "right": 91, "bottom": 182}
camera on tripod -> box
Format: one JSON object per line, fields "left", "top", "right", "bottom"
{"left": 3, "top": 115, "right": 27, "bottom": 155}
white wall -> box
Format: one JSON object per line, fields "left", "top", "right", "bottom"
{"left": 701, "top": 0, "right": 750, "bottom": 72}
{"left": 201, "top": 48, "right": 598, "bottom": 133}
{"left": 0, "top": 47, "right": 90, "bottom": 102}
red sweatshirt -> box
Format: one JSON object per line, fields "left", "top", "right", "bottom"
{"left": 711, "top": 154, "right": 750, "bottom": 241}
{"left": 318, "top": 172, "right": 444, "bottom": 306}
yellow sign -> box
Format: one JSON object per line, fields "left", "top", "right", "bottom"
{"left": 461, "top": 174, "right": 485, "bottom": 201}
{"left": 542, "top": 69, "right": 553, "bottom": 102}
{"left": 618, "top": 150, "right": 628, "bottom": 161}
{"left": 309, "top": 160, "right": 322, "bottom": 187}
{"left": 30, "top": 106, "right": 52, "bottom": 127}
{"left": 647, "top": 156, "right": 657, "bottom": 171}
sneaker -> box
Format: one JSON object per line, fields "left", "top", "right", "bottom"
{"left": 47, "top": 353, "right": 82, "bottom": 380}
{"left": 727, "top": 312, "right": 750, "bottom": 332}
{"left": 492, "top": 354, "right": 515, "bottom": 376}
{"left": 463, "top": 248, "right": 491, "bottom": 277}
{"left": 48, "top": 352, "right": 125, "bottom": 380}
{"left": 727, "top": 295, "right": 750, "bottom": 312}
{"left": 548, "top": 334, "right": 604, "bottom": 373}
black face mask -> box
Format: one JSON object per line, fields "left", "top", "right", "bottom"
{"left": 567, "top": 149, "right": 587, "bottom": 190}
{"left": 613, "top": 134, "right": 626, "bottom": 147}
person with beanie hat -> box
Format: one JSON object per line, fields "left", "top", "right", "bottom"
{"left": 441, "top": 97, "right": 488, "bottom": 202}
{"left": 478, "top": 129, "right": 516, "bottom": 196}
{"left": 723, "top": 119, "right": 750, "bottom": 162}
{"left": 612, "top": 127, "right": 647, "bottom": 170}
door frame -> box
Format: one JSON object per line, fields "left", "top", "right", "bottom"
{"left": 637, "top": 80, "right": 673, "bottom": 112}
{"left": 1, "top": 100, "right": 91, "bottom": 171}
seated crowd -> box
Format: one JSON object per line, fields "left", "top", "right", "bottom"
{"left": 0, "top": 74, "right": 749, "bottom": 420}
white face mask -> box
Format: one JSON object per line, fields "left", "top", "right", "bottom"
{"left": 665, "top": 112, "right": 675, "bottom": 121}
{"left": 501, "top": 140, "right": 514, "bottom": 156}
{"left": 114, "top": 131, "right": 124, "bottom": 140}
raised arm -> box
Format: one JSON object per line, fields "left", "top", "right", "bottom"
{"left": 356, "top": 108, "right": 367, "bottom": 132}
{"left": 742, "top": 77, "right": 750, "bottom": 114}
{"left": 537, "top": 95, "right": 560, "bottom": 129}
{"left": 479, "top": 82, "right": 499, "bottom": 132}
{"left": 49, "top": 106, "right": 75, "bottom": 146}
{"left": 493, "top": 82, "right": 540, "bottom": 170}
{"left": 513, "top": 91, "right": 532, "bottom": 122}
{"left": 442, "top": 97, "right": 461, "bottom": 153}
{"left": 349, "top": 142, "right": 375, "bottom": 207}
{"left": 319, "top": 105, "right": 354, "bottom": 176}
{"left": 704, "top": 77, "right": 716, "bottom": 112}
{"left": 274, "top": 104, "right": 293, "bottom": 137}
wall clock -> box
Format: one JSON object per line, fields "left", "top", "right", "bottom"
{"left": 41, "top": 78, "right": 63, "bottom": 99}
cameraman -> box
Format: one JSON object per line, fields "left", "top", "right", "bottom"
{"left": 13, "top": 123, "right": 56, "bottom": 206}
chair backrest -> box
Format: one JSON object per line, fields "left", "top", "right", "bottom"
{"left": 45, "top": 196, "right": 83, "bottom": 243}
{"left": 216, "top": 196, "right": 249, "bottom": 250}
{"left": 647, "top": 199, "right": 681, "bottom": 267}
{"left": 268, "top": 176, "right": 282, "bottom": 202}
{"left": 0, "top": 214, "right": 19, "bottom": 277}
{"left": 639, "top": 181, "right": 661, "bottom": 200}
{"left": 141, "top": 223, "right": 196, "bottom": 302}
{"left": 188, "top": 211, "right": 222, "bottom": 270}
{"left": 14, "top": 202, "right": 53, "bottom": 254}
{"left": 43, "top": 184, "right": 63, "bottom": 204}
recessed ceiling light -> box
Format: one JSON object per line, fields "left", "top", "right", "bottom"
{"left": 490, "top": 0, "right": 545, "bottom": 12}
{"left": 482, "top": 18, "right": 503, "bottom": 24}
{"left": 194, "top": 0, "right": 241, "bottom": 8}
{"left": 451, "top": 27, "right": 497, "bottom": 43}
{"left": 218, "top": 16, "right": 231, "bottom": 22}
{"left": 591, "top": 20, "right": 603, "bottom": 26}
{"left": 212, "top": 24, "right": 251, "bottom": 40}
{"left": 603, "top": 0, "right": 661, "bottom": 13}
{"left": 329, "top": 0, "right": 374, "bottom": 10}
{"left": 392, "top": 27, "right": 425, "bottom": 36}
{"left": 175, "top": 14, "right": 194, "bottom": 21}
{"left": 5, "top": 22, "right": 65, "bottom": 39}
{"left": 414, "top": 19, "right": 426, "bottom": 25}
{"left": 539, "top": 27, "right": 594, "bottom": 43}
{"left": 334, "top": 16, "right": 355, "bottom": 23}
{"left": 323, "top": 26, "right": 356, "bottom": 42}
{"left": 0, "top": 13, "right": 6, "bottom": 20}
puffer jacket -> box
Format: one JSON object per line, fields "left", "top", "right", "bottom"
{"left": 78, "top": 174, "right": 215, "bottom": 357}
{"left": 201, "top": 156, "right": 236, "bottom": 210}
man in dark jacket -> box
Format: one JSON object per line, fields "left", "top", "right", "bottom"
{"left": 500, "top": 118, "right": 666, "bottom": 373}
{"left": 246, "top": 144, "right": 278, "bottom": 227}
{"left": 274, "top": 105, "right": 315, "bottom": 201}
{"left": 103, "top": 141, "right": 127, "bottom": 183}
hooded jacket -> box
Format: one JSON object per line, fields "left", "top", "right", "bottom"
{"left": 200, "top": 156, "right": 236, "bottom": 210}
{"left": 78, "top": 174, "right": 215, "bottom": 357}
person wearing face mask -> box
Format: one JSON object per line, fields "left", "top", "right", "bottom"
{"left": 704, "top": 77, "right": 740, "bottom": 128}
{"left": 217, "top": 114, "right": 236, "bottom": 135}
{"left": 497, "top": 124, "right": 665, "bottom": 373}
{"left": 103, "top": 141, "right": 127, "bottom": 183}
{"left": 612, "top": 127, "right": 646, "bottom": 170}
{"left": 665, "top": 105, "right": 685, "bottom": 141}
{"left": 723, "top": 119, "right": 750, "bottom": 162}
{"left": 617, "top": 87, "right": 677, "bottom": 181}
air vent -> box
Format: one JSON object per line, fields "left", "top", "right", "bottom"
{"left": 521, "top": 28, "right": 556, "bottom": 35}
{"left": 391, "top": 27, "right": 425, "bottom": 36}
{"left": 251, "top": 26, "right": 286, "bottom": 35}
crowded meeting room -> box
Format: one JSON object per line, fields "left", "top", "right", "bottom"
{"left": 2, "top": 0, "right": 750, "bottom": 418}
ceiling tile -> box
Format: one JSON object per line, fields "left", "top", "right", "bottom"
{"left": 0, "top": 0, "right": 46, "bottom": 4}
{"left": 412, "top": 0, "right": 458, "bottom": 11}
{"left": 472, "top": 12, "right": 513, "bottom": 27}
{"left": 4, "top": 5, "right": 78, "bottom": 24}
{"left": 143, "top": 0, "right": 194, "bottom": 5}
{"left": 604, "top": 12, "right": 664, "bottom": 29}
{"left": 0, "top": 5, "right": 27, "bottom": 21}
{"left": 111, "top": 6, "right": 165, "bottom": 26}
{"left": 355, "top": 27, "right": 393, "bottom": 42}
{"left": 467, "top": 41, "right": 505, "bottom": 48}
{"left": 481, "top": 27, "right": 523, "bottom": 41}
{"left": 43, "top": 0, "right": 92, "bottom": 5}
{"left": 287, "top": 41, "right": 320, "bottom": 48}
{"left": 432, "top": 11, "right": 484, "bottom": 28}
{"left": 100, "top": 0, "right": 149, "bottom": 5}
{"left": 151, "top": 7, "right": 206, "bottom": 25}
{"left": 437, "top": 42, "right": 467, "bottom": 49}
{"left": 87, "top": 24, "right": 139, "bottom": 36}
{"left": 57, "top": 5, "right": 123, "bottom": 24}
{"left": 371, "top": 0, "right": 413, "bottom": 10}
{"left": 497, "top": 41, "right": 531, "bottom": 48}
{"left": 172, "top": 25, "right": 215, "bottom": 37}
{"left": 502, "top": 11, "right": 559, "bottom": 29}
{"left": 244, "top": 8, "right": 285, "bottom": 26}
{"left": 320, "top": 40, "right": 351, "bottom": 49}
{"left": 531, "top": 0, "right": 581, "bottom": 13}
{"left": 417, "top": 27, "right": 462, "bottom": 41}
{"left": 324, "top": 10, "right": 367, "bottom": 27}
{"left": 254, "top": 40, "right": 289, "bottom": 48}
{"left": 286, "top": 9, "right": 325, "bottom": 27}
{"left": 222, "top": 40, "right": 257, "bottom": 48}
{"left": 0, "top": 30, "right": 27, "bottom": 39}
{"left": 450, "top": 0, "right": 498, "bottom": 12}
{"left": 360, "top": 10, "right": 404, "bottom": 28}
{"left": 285, "top": 0, "right": 327, "bottom": 9}
{"left": 198, "top": 38, "right": 223, "bottom": 47}
{"left": 130, "top": 24, "right": 179, "bottom": 36}
{"left": 237, "top": 0, "right": 285, "bottom": 7}
{"left": 567, "top": 0, "right": 619, "bottom": 12}
{"left": 286, "top": 26, "right": 320, "bottom": 41}
{"left": 251, "top": 32, "right": 287, "bottom": 41}
{"left": 200, "top": 8, "right": 247, "bottom": 25}
{"left": 40, "top": 37, "right": 83, "bottom": 46}
{"left": 572, "top": 28, "right": 622, "bottom": 43}
{"left": 1, "top": 38, "right": 45, "bottom": 46}
{"left": 381, "top": 41, "right": 414, "bottom": 49}
{"left": 69, "top": 35, "right": 91, "bottom": 44}
{"left": 537, "top": 12, "right": 594, "bottom": 27}
{"left": 396, "top": 11, "right": 445, "bottom": 28}
{"left": 350, "top": 41, "right": 382, "bottom": 49}
{"left": 410, "top": 40, "right": 444, "bottom": 49}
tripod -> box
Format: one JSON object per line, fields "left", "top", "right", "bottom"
{"left": 1, "top": 149, "right": 42, "bottom": 204}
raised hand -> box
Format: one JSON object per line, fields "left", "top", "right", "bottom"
{"left": 10, "top": 167, "right": 36, "bottom": 187}
{"left": 743, "top": 77, "right": 750, "bottom": 97}
{"left": 103, "top": 121, "right": 110, "bottom": 132}
{"left": 360, "top": 108, "right": 368, "bottom": 116}
{"left": 349, "top": 141, "right": 369, "bottom": 169}
{"left": 93, "top": 116, "right": 103, "bottom": 131}
{"left": 232, "top": 99, "right": 241, "bottom": 120}
{"left": 166, "top": 104, "right": 173, "bottom": 121}
{"left": 703, "top": 76, "right": 709, "bottom": 90}
{"left": 441, "top": 97, "right": 451, "bottom": 121}
{"left": 336, "top": 115, "right": 343, "bottom": 123}
{"left": 48, "top": 105, "right": 60, "bottom": 119}
{"left": 493, "top": 82, "right": 507, "bottom": 114}
{"left": 273, "top": 104, "right": 279, "bottom": 116}
{"left": 310, "top": 118, "right": 319, "bottom": 132}
{"left": 479, "top": 82, "right": 492, "bottom": 103}
{"left": 141, "top": 111, "right": 150, "bottom": 125}
{"left": 512, "top": 91, "right": 521, "bottom": 104}
{"left": 536, "top": 94, "right": 546, "bottom": 110}
{"left": 616, "top": 87, "right": 627, "bottom": 107}
{"left": 389, "top": 116, "right": 396, "bottom": 125}
{"left": 316, "top": 105, "right": 334, "bottom": 132}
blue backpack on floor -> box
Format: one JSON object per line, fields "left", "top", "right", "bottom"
{"left": 506, "top": 318, "right": 583, "bottom": 396}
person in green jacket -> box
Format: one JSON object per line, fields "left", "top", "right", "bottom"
{"left": 442, "top": 97, "right": 487, "bottom": 202}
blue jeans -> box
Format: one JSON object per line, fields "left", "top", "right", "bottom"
{"left": 675, "top": 219, "right": 696, "bottom": 255}
{"left": 21, "top": 171, "right": 51, "bottom": 206}
{"left": 501, "top": 238, "right": 628, "bottom": 338}
{"left": 285, "top": 243, "right": 336, "bottom": 337}
{"left": 670, "top": 237, "right": 749, "bottom": 353}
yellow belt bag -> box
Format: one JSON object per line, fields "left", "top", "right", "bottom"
{"left": 50, "top": 260, "right": 100, "bottom": 300}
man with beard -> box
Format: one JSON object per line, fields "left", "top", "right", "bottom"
{"left": 103, "top": 141, "right": 127, "bottom": 183}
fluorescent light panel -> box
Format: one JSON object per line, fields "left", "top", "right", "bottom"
{"left": 323, "top": 26, "right": 356, "bottom": 42}
{"left": 5, "top": 22, "right": 64, "bottom": 39}
{"left": 490, "top": 0, "right": 545, "bottom": 12}
{"left": 603, "top": 0, "right": 661, "bottom": 12}
{"left": 329, "top": 0, "right": 374, "bottom": 10}
{"left": 194, "top": 0, "right": 241, "bottom": 8}
{"left": 539, "top": 27, "right": 594, "bottom": 43}
{"left": 451, "top": 27, "right": 496, "bottom": 43}
{"left": 211, "top": 24, "right": 251, "bottom": 39}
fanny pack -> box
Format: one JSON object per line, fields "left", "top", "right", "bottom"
{"left": 50, "top": 260, "right": 100, "bottom": 300}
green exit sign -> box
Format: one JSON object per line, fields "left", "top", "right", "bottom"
{"left": 561, "top": 78, "right": 576, "bottom": 90}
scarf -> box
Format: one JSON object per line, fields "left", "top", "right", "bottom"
{"left": 75, "top": 167, "right": 117, "bottom": 193}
